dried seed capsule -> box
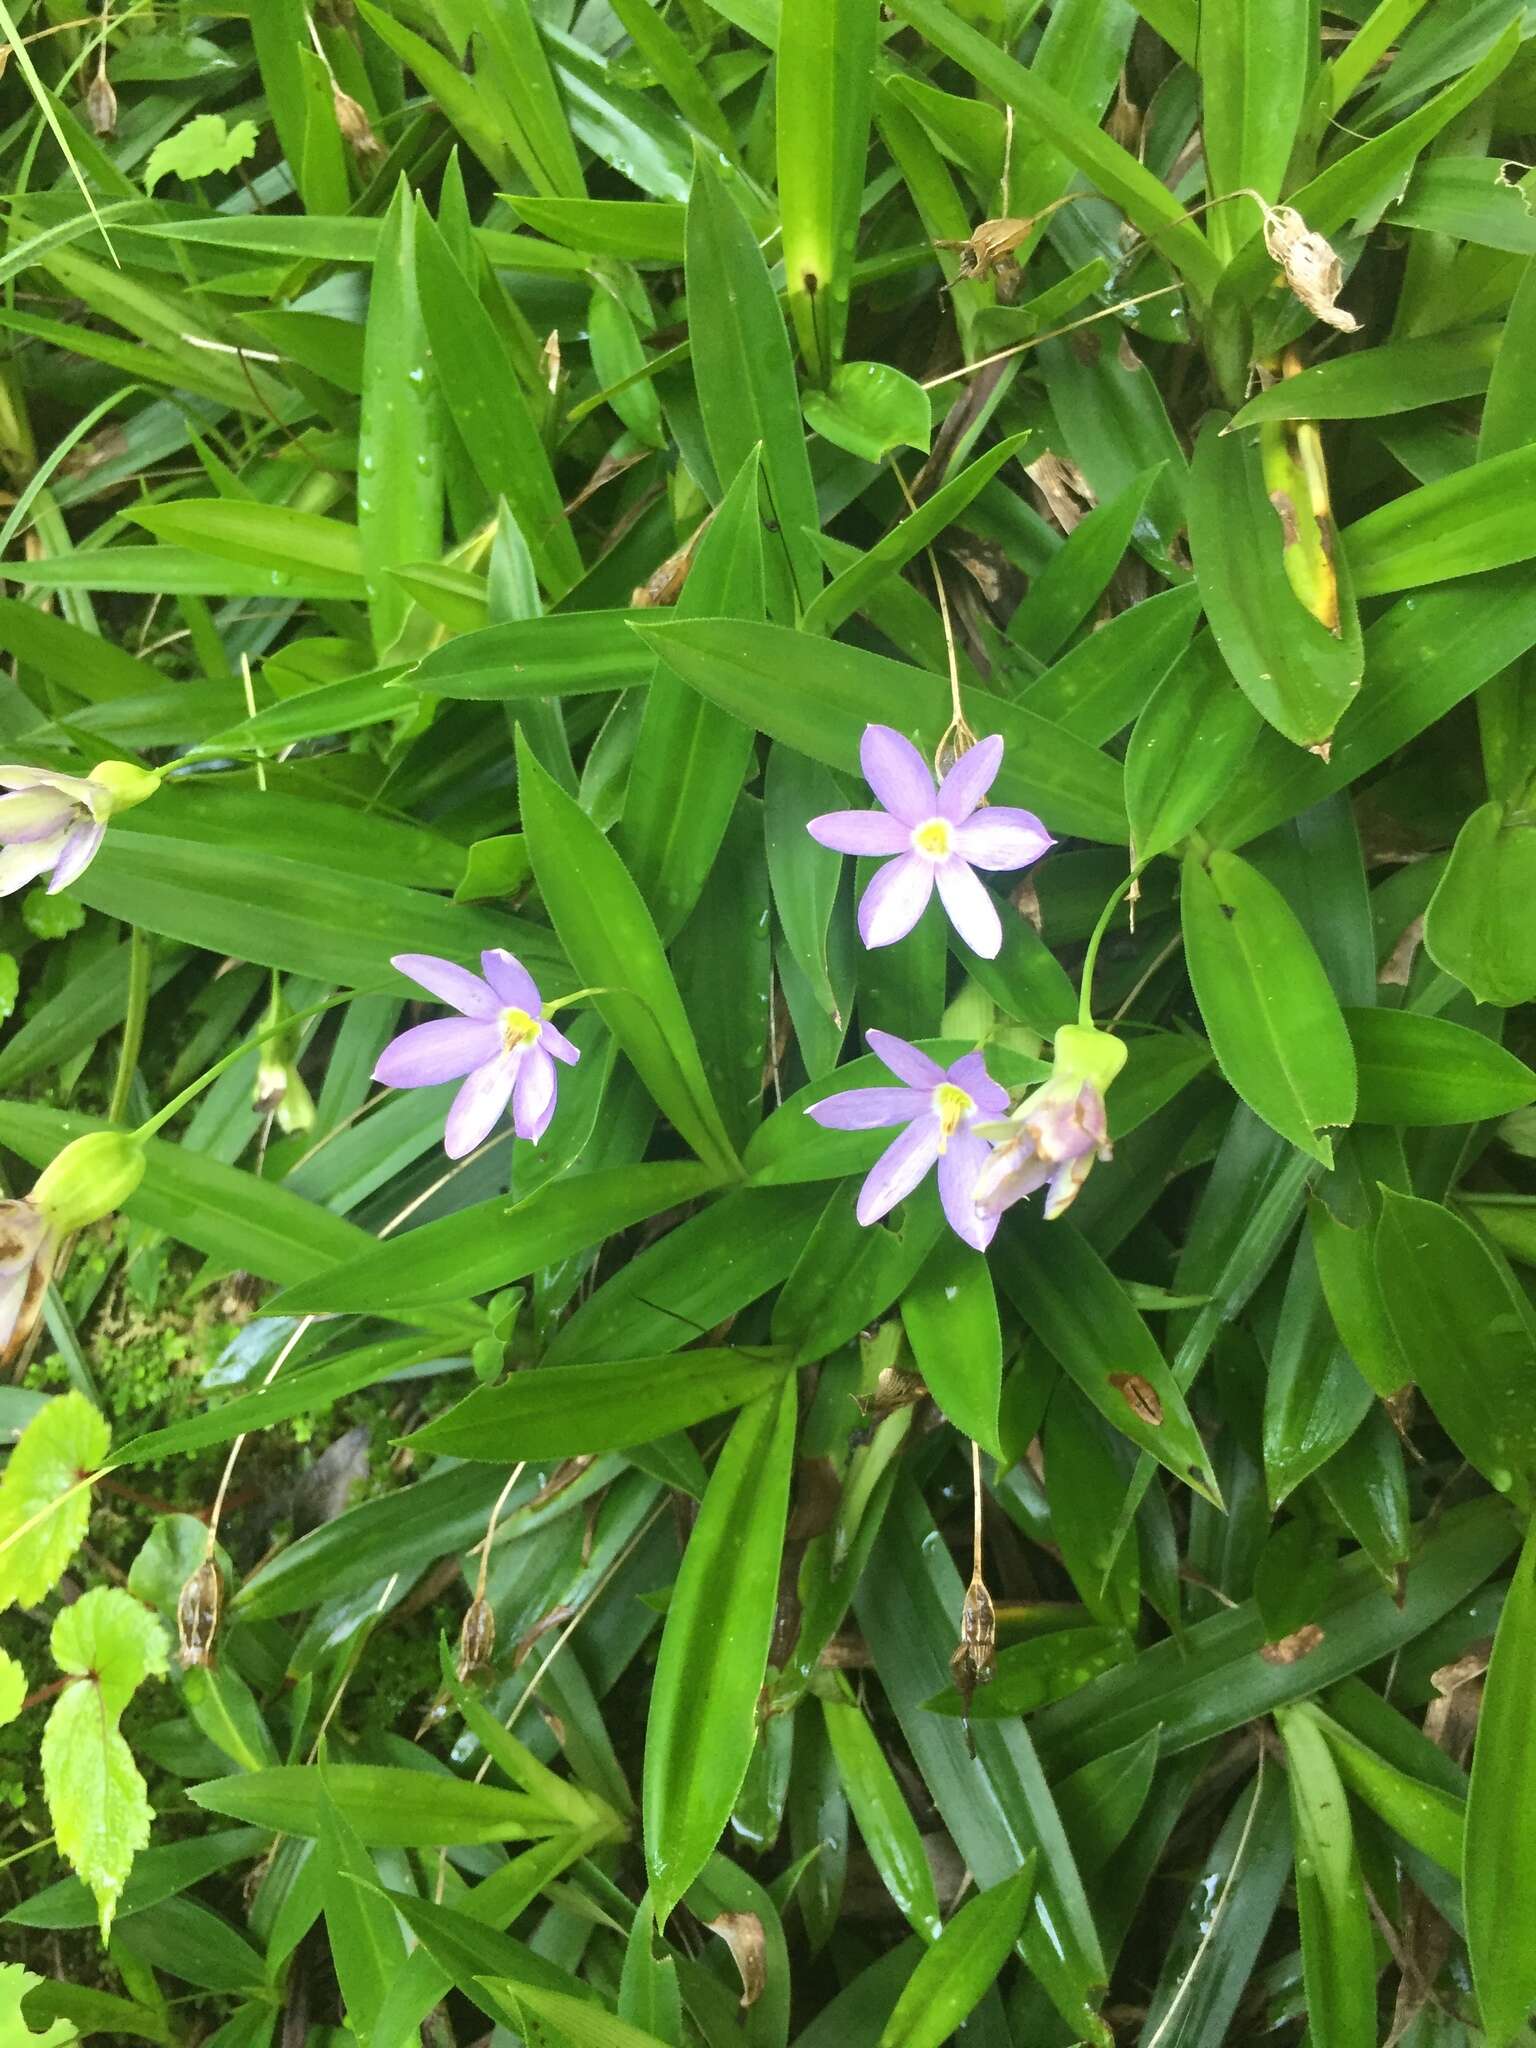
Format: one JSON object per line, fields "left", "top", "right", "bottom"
{"left": 456, "top": 1595, "right": 496, "bottom": 1686}
{"left": 178, "top": 1558, "right": 222, "bottom": 1670}
{"left": 950, "top": 1571, "right": 997, "bottom": 1754}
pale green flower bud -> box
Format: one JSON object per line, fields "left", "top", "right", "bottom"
{"left": 32, "top": 1131, "right": 147, "bottom": 1235}
{"left": 87, "top": 761, "right": 160, "bottom": 815}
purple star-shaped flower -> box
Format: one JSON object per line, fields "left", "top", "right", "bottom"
{"left": 805, "top": 1029, "right": 1009, "bottom": 1251}
{"left": 807, "top": 726, "right": 1053, "bottom": 959}
{"left": 374, "top": 950, "right": 579, "bottom": 1159}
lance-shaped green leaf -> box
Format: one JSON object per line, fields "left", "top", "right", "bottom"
{"left": 1344, "top": 442, "right": 1536, "bottom": 597}
{"left": 823, "top": 1697, "right": 943, "bottom": 1943}
{"left": 901, "top": 1235, "right": 1002, "bottom": 1456}
{"left": 1231, "top": 327, "right": 1503, "bottom": 428}
{"left": 407, "top": 1348, "right": 795, "bottom": 1462}
{"left": 1302, "top": 1703, "right": 1464, "bottom": 1874}
{"left": 777, "top": 0, "right": 879, "bottom": 378}
{"left": 41, "top": 1588, "right": 168, "bottom": 1939}
{"left": 1425, "top": 801, "right": 1536, "bottom": 1009}
{"left": 359, "top": 179, "right": 443, "bottom": 657}
{"left": 638, "top": 618, "right": 1127, "bottom": 844}
{"left": 1467, "top": 1511, "right": 1536, "bottom": 2046}
{"left": 1188, "top": 418, "right": 1360, "bottom": 748}
{"left": 0, "top": 1392, "right": 109, "bottom": 1611}
{"left": 1274, "top": 1705, "right": 1378, "bottom": 2048}
{"left": 1198, "top": 0, "right": 1309, "bottom": 262}
{"left": 880, "top": 1860, "right": 1036, "bottom": 2048}
{"left": 1376, "top": 1189, "right": 1536, "bottom": 1508}
{"left": 1181, "top": 848, "right": 1357, "bottom": 1164}
{"left": 320, "top": 1785, "right": 406, "bottom": 2044}
{"left": 644, "top": 1378, "right": 797, "bottom": 1924}
{"left": 518, "top": 734, "right": 741, "bottom": 1177}
{"left": 999, "top": 1223, "right": 1222, "bottom": 1504}
{"left": 189, "top": 1764, "right": 559, "bottom": 1846}
{"left": 1125, "top": 633, "right": 1262, "bottom": 862}
{"left": 1347, "top": 1007, "right": 1536, "bottom": 1124}
{"left": 686, "top": 150, "right": 821, "bottom": 614}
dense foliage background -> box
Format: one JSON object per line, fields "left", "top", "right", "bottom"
{"left": 2, "top": 1, "right": 1536, "bottom": 2044}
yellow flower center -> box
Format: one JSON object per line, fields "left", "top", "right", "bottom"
{"left": 932, "top": 1081, "right": 975, "bottom": 1152}
{"left": 911, "top": 816, "right": 953, "bottom": 859}
{"left": 501, "top": 1006, "right": 542, "bottom": 1054}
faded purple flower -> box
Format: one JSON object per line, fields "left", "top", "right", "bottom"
{"left": 0, "top": 1198, "right": 57, "bottom": 1370}
{"left": 973, "top": 1024, "right": 1127, "bottom": 1222}
{"left": 0, "top": 760, "right": 158, "bottom": 898}
{"left": 807, "top": 725, "right": 1053, "bottom": 960}
{"left": 806, "top": 1029, "right": 1009, "bottom": 1250}
{"left": 375, "top": 951, "right": 580, "bottom": 1159}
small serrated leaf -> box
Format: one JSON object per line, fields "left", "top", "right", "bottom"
{"left": 42, "top": 1587, "right": 168, "bottom": 1939}
{"left": 143, "top": 113, "right": 259, "bottom": 193}
{"left": 0, "top": 1646, "right": 25, "bottom": 1725}
{"left": 0, "top": 1391, "right": 110, "bottom": 1611}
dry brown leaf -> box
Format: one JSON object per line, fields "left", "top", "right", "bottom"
{"left": 1261, "top": 204, "right": 1360, "bottom": 333}
{"left": 1109, "top": 1371, "right": 1163, "bottom": 1426}
{"left": 705, "top": 1911, "right": 766, "bottom": 2008}
{"left": 1259, "top": 1622, "right": 1326, "bottom": 1664}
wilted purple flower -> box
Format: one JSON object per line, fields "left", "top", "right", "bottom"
{"left": 806, "top": 1029, "right": 1009, "bottom": 1250}
{"left": 0, "top": 761, "right": 158, "bottom": 898}
{"left": 375, "top": 951, "right": 580, "bottom": 1159}
{"left": 0, "top": 1198, "right": 56, "bottom": 1368}
{"left": 973, "top": 1025, "right": 1127, "bottom": 1222}
{"left": 807, "top": 726, "right": 1053, "bottom": 960}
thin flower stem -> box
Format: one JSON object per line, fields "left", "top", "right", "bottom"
{"left": 472, "top": 1462, "right": 527, "bottom": 1600}
{"left": 107, "top": 925, "right": 151, "bottom": 1127}
{"left": 134, "top": 986, "right": 364, "bottom": 1140}
{"left": 891, "top": 461, "right": 970, "bottom": 766}
{"left": 921, "top": 283, "right": 1185, "bottom": 391}
{"left": 1078, "top": 867, "right": 1146, "bottom": 1029}
{"left": 971, "top": 1437, "right": 984, "bottom": 1581}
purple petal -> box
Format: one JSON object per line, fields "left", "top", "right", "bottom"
{"left": 866, "top": 1029, "right": 945, "bottom": 1089}
{"left": 856, "top": 1116, "right": 941, "bottom": 1225}
{"left": 952, "top": 808, "right": 1054, "bottom": 873}
{"left": 974, "top": 1145, "right": 1050, "bottom": 1216}
{"left": 857, "top": 853, "right": 933, "bottom": 949}
{"left": 806, "top": 809, "right": 911, "bottom": 856}
{"left": 0, "top": 834, "right": 66, "bottom": 898}
{"left": 946, "top": 1049, "right": 1009, "bottom": 1115}
{"left": 512, "top": 1046, "right": 558, "bottom": 1142}
{"left": 0, "top": 766, "right": 96, "bottom": 803}
{"left": 392, "top": 953, "right": 499, "bottom": 1018}
{"left": 936, "top": 859, "right": 1003, "bottom": 958}
{"left": 480, "top": 948, "right": 541, "bottom": 1012}
{"left": 47, "top": 819, "right": 105, "bottom": 894}
{"left": 0, "top": 790, "right": 75, "bottom": 844}
{"left": 859, "top": 725, "right": 934, "bottom": 825}
{"left": 539, "top": 1020, "right": 581, "bottom": 1065}
{"left": 1044, "top": 1151, "right": 1094, "bottom": 1220}
{"left": 374, "top": 1017, "right": 502, "bottom": 1088}
{"left": 938, "top": 1130, "right": 999, "bottom": 1251}
{"left": 806, "top": 1085, "right": 927, "bottom": 1131}
{"left": 936, "top": 735, "right": 1004, "bottom": 822}
{"left": 444, "top": 1056, "right": 516, "bottom": 1158}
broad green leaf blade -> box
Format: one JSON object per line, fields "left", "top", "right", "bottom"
{"left": 823, "top": 1698, "right": 943, "bottom": 1943}
{"left": 1000, "top": 1223, "right": 1222, "bottom": 1504}
{"left": 1188, "top": 419, "right": 1361, "bottom": 748}
{"left": 0, "top": 1392, "right": 109, "bottom": 1611}
{"left": 1231, "top": 328, "right": 1502, "bottom": 427}
{"left": 777, "top": 0, "right": 879, "bottom": 378}
{"left": 639, "top": 618, "right": 1128, "bottom": 844}
{"left": 1199, "top": 0, "right": 1310, "bottom": 260}
{"left": 359, "top": 178, "right": 443, "bottom": 656}
{"left": 1344, "top": 443, "right": 1536, "bottom": 597}
{"left": 1424, "top": 801, "right": 1536, "bottom": 1007}
{"left": 321, "top": 1784, "right": 406, "bottom": 2044}
{"left": 1347, "top": 1007, "right": 1536, "bottom": 1123}
{"left": 189, "top": 1764, "right": 557, "bottom": 1846}
{"left": 900, "top": 1235, "right": 1002, "bottom": 1456}
{"left": 1376, "top": 1189, "right": 1536, "bottom": 1508}
{"left": 1305, "top": 1704, "right": 1464, "bottom": 1874}
{"left": 1181, "top": 847, "right": 1357, "bottom": 1163}
{"left": 1124, "top": 633, "right": 1262, "bottom": 862}
{"left": 518, "top": 735, "right": 741, "bottom": 1176}
{"left": 802, "top": 361, "right": 931, "bottom": 462}
{"left": 42, "top": 1587, "right": 168, "bottom": 1938}
{"left": 269, "top": 1160, "right": 722, "bottom": 1316}
{"left": 407, "top": 1348, "right": 795, "bottom": 1462}
{"left": 1466, "top": 1511, "right": 1536, "bottom": 2046}
{"left": 1274, "top": 1704, "right": 1378, "bottom": 2048}
{"left": 686, "top": 152, "right": 821, "bottom": 614}
{"left": 644, "top": 1378, "right": 797, "bottom": 1923}
{"left": 879, "top": 1860, "right": 1036, "bottom": 2048}
{"left": 620, "top": 451, "right": 766, "bottom": 942}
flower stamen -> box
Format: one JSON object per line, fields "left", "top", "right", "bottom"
{"left": 911, "top": 817, "right": 953, "bottom": 860}
{"left": 500, "top": 1006, "right": 542, "bottom": 1054}
{"left": 932, "top": 1081, "right": 975, "bottom": 1153}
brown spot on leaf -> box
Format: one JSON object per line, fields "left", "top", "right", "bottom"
{"left": 706, "top": 1912, "right": 766, "bottom": 2008}
{"left": 1109, "top": 1372, "right": 1163, "bottom": 1426}
{"left": 1269, "top": 489, "right": 1300, "bottom": 549}
{"left": 1259, "top": 1622, "right": 1326, "bottom": 1664}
